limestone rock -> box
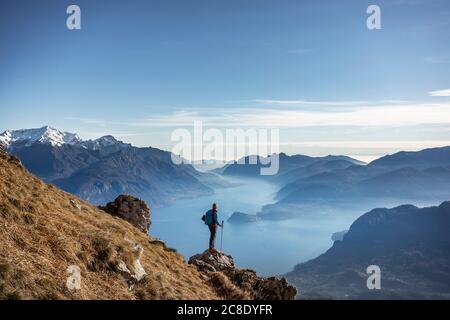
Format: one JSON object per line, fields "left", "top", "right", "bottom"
{"left": 189, "top": 250, "right": 235, "bottom": 272}
{"left": 99, "top": 195, "right": 151, "bottom": 233}
{"left": 189, "top": 250, "right": 296, "bottom": 300}
{"left": 117, "top": 242, "right": 147, "bottom": 287}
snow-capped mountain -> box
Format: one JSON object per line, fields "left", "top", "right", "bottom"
{"left": 0, "top": 126, "right": 215, "bottom": 207}
{"left": 79, "top": 135, "right": 131, "bottom": 152}
{"left": 0, "top": 126, "right": 82, "bottom": 147}
{"left": 0, "top": 126, "right": 130, "bottom": 154}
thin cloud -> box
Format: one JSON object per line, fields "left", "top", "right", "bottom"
{"left": 66, "top": 117, "right": 112, "bottom": 127}
{"left": 124, "top": 102, "right": 450, "bottom": 128}
{"left": 67, "top": 100, "right": 450, "bottom": 129}
{"left": 282, "top": 140, "right": 450, "bottom": 149}
{"left": 429, "top": 89, "right": 450, "bottom": 97}
{"left": 253, "top": 99, "right": 412, "bottom": 108}
{"left": 254, "top": 99, "right": 371, "bottom": 106}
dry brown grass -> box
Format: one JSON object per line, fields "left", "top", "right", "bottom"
{"left": 207, "top": 272, "right": 250, "bottom": 300}
{"left": 0, "top": 152, "right": 219, "bottom": 300}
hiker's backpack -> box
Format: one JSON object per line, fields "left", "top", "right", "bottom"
{"left": 203, "top": 209, "right": 214, "bottom": 225}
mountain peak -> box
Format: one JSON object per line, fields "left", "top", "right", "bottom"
{"left": 0, "top": 126, "right": 81, "bottom": 147}
{"left": 0, "top": 127, "right": 131, "bottom": 153}
{"left": 79, "top": 135, "right": 131, "bottom": 152}
{"left": 95, "top": 135, "right": 120, "bottom": 144}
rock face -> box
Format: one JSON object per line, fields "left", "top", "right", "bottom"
{"left": 189, "top": 250, "right": 297, "bottom": 300}
{"left": 99, "top": 195, "right": 151, "bottom": 233}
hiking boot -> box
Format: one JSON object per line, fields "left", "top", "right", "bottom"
{"left": 209, "top": 247, "right": 216, "bottom": 254}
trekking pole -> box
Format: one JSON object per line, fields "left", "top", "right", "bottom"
{"left": 220, "top": 220, "right": 224, "bottom": 252}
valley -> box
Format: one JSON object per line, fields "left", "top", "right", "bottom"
{"left": 2, "top": 126, "right": 450, "bottom": 299}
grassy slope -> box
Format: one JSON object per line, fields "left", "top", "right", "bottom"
{"left": 0, "top": 151, "right": 219, "bottom": 300}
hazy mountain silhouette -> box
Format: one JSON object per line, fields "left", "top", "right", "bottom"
{"left": 285, "top": 202, "right": 450, "bottom": 299}
{"left": 222, "top": 153, "right": 364, "bottom": 180}
{"left": 1, "top": 127, "right": 218, "bottom": 206}
{"left": 259, "top": 146, "right": 450, "bottom": 220}
{"left": 369, "top": 146, "right": 450, "bottom": 170}
{"left": 52, "top": 147, "right": 215, "bottom": 206}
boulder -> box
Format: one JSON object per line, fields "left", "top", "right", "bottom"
{"left": 189, "top": 250, "right": 235, "bottom": 272}
{"left": 99, "top": 195, "right": 151, "bottom": 233}
{"left": 189, "top": 250, "right": 297, "bottom": 300}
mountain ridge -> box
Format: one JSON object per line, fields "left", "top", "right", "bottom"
{"left": 1, "top": 126, "right": 217, "bottom": 207}
{"left": 0, "top": 126, "right": 131, "bottom": 155}
{"left": 284, "top": 201, "right": 450, "bottom": 299}
{"left": 0, "top": 126, "right": 82, "bottom": 148}
{"left": 259, "top": 146, "right": 450, "bottom": 221}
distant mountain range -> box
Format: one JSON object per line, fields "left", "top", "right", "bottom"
{"left": 221, "top": 153, "right": 365, "bottom": 181}
{"left": 213, "top": 146, "right": 450, "bottom": 220}
{"left": 3, "top": 126, "right": 450, "bottom": 214}
{"left": 285, "top": 201, "right": 450, "bottom": 299}
{"left": 256, "top": 146, "right": 450, "bottom": 220}
{"left": 0, "top": 126, "right": 228, "bottom": 206}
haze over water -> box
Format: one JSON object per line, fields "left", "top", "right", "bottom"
{"left": 151, "top": 177, "right": 355, "bottom": 276}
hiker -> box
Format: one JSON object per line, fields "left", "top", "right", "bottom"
{"left": 202, "top": 203, "right": 223, "bottom": 253}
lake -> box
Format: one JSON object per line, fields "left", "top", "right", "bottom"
{"left": 151, "top": 177, "right": 354, "bottom": 276}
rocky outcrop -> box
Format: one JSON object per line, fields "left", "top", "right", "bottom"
{"left": 99, "top": 195, "right": 151, "bottom": 233}
{"left": 116, "top": 241, "right": 147, "bottom": 287}
{"left": 189, "top": 250, "right": 297, "bottom": 300}
{"left": 189, "top": 250, "right": 235, "bottom": 272}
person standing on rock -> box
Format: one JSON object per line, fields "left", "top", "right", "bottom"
{"left": 202, "top": 203, "right": 223, "bottom": 253}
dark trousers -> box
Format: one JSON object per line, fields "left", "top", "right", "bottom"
{"left": 208, "top": 224, "right": 217, "bottom": 249}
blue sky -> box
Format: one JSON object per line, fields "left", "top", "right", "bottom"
{"left": 1, "top": 0, "right": 450, "bottom": 161}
